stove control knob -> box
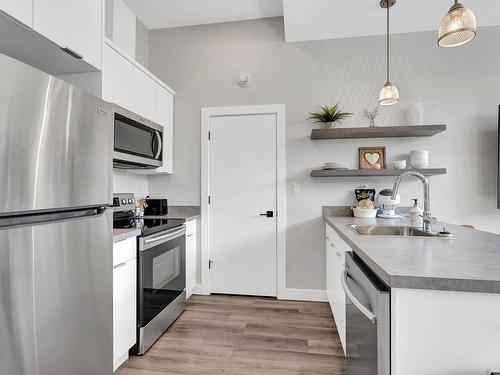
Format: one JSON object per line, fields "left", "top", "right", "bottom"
{"left": 122, "top": 199, "right": 127, "bottom": 205}
{"left": 128, "top": 199, "right": 133, "bottom": 204}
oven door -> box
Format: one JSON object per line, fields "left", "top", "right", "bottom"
{"left": 113, "top": 106, "right": 163, "bottom": 169}
{"left": 138, "top": 226, "right": 186, "bottom": 328}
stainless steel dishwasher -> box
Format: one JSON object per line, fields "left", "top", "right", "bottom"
{"left": 341, "top": 252, "right": 390, "bottom": 375}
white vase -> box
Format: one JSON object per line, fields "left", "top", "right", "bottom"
{"left": 324, "top": 122, "right": 334, "bottom": 129}
{"left": 407, "top": 102, "right": 425, "bottom": 126}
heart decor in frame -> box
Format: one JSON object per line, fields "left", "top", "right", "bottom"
{"left": 364, "top": 152, "right": 380, "bottom": 166}
{"left": 359, "top": 147, "right": 386, "bottom": 170}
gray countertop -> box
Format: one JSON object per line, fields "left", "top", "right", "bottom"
{"left": 113, "top": 228, "right": 141, "bottom": 243}
{"left": 325, "top": 216, "right": 500, "bottom": 294}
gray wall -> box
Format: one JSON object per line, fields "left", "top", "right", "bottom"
{"left": 148, "top": 17, "right": 500, "bottom": 290}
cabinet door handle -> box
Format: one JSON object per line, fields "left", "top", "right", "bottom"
{"left": 187, "top": 233, "right": 194, "bottom": 237}
{"left": 61, "top": 47, "right": 83, "bottom": 60}
{"left": 330, "top": 243, "right": 335, "bottom": 247}
{"left": 113, "top": 262, "right": 127, "bottom": 269}
{"left": 336, "top": 251, "right": 341, "bottom": 257}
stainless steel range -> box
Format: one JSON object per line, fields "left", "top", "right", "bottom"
{"left": 113, "top": 194, "right": 186, "bottom": 355}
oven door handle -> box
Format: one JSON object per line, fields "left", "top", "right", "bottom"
{"left": 141, "top": 227, "right": 185, "bottom": 250}
{"left": 341, "top": 269, "right": 377, "bottom": 325}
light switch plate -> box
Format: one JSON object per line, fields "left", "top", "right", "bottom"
{"left": 292, "top": 183, "right": 300, "bottom": 195}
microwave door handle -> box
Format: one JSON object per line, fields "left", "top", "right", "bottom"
{"left": 341, "top": 269, "right": 377, "bottom": 325}
{"left": 154, "top": 131, "right": 162, "bottom": 160}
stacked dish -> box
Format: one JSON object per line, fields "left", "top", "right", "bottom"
{"left": 322, "top": 162, "right": 349, "bottom": 170}
{"left": 410, "top": 150, "right": 429, "bottom": 169}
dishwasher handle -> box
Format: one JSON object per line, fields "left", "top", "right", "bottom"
{"left": 341, "top": 269, "right": 377, "bottom": 325}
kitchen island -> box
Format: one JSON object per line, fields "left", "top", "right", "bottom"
{"left": 324, "top": 212, "right": 500, "bottom": 375}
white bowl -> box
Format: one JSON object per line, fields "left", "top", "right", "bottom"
{"left": 352, "top": 207, "right": 378, "bottom": 218}
{"left": 410, "top": 159, "right": 429, "bottom": 169}
{"left": 393, "top": 160, "right": 407, "bottom": 169}
{"left": 410, "top": 150, "right": 429, "bottom": 159}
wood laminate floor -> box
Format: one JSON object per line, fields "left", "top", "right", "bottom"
{"left": 118, "top": 294, "right": 346, "bottom": 375}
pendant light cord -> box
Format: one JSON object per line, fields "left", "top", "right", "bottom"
{"left": 386, "top": 4, "right": 390, "bottom": 83}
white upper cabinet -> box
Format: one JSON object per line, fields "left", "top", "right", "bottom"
{"left": 155, "top": 83, "right": 174, "bottom": 174}
{"left": 102, "top": 43, "right": 134, "bottom": 110}
{"left": 0, "top": 0, "right": 32, "bottom": 26}
{"left": 33, "top": 0, "right": 102, "bottom": 70}
{"left": 132, "top": 67, "right": 156, "bottom": 122}
{"left": 102, "top": 39, "right": 175, "bottom": 175}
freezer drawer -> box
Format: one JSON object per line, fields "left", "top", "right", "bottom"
{"left": 0, "top": 209, "right": 113, "bottom": 375}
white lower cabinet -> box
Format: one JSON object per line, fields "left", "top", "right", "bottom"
{"left": 185, "top": 219, "right": 197, "bottom": 298}
{"left": 113, "top": 236, "right": 137, "bottom": 371}
{"left": 326, "top": 223, "right": 347, "bottom": 355}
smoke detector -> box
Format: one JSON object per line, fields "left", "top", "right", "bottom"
{"left": 237, "top": 73, "right": 251, "bottom": 88}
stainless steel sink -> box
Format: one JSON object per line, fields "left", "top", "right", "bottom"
{"left": 349, "top": 224, "right": 438, "bottom": 237}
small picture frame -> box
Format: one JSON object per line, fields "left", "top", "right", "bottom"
{"left": 359, "top": 147, "right": 386, "bottom": 170}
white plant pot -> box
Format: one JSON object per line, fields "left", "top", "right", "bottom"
{"left": 323, "top": 122, "right": 334, "bottom": 129}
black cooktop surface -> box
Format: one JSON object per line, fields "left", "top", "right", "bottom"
{"left": 113, "top": 216, "right": 185, "bottom": 237}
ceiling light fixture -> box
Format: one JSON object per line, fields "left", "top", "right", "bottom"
{"left": 438, "top": 0, "right": 477, "bottom": 48}
{"left": 378, "top": 0, "right": 399, "bottom": 106}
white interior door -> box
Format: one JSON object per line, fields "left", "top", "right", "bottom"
{"left": 209, "top": 113, "right": 277, "bottom": 297}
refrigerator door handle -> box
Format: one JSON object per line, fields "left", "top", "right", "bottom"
{"left": 0, "top": 206, "right": 108, "bottom": 228}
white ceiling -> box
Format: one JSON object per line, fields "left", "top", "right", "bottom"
{"left": 283, "top": 0, "right": 500, "bottom": 42}
{"left": 122, "top": 0, "right": 284, "bottom": 30}
{"left": 123, "top": 0, "right": 500, "bottom": 42}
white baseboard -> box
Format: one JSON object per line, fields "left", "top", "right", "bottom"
{"left": 113, "top": 352, "right": 128, "bottom": 372}
{"left": 192, "top": 283, "right": 209, "bottom": 296}
{"left": 284, "top": 288, "right": 328, "bottom": 302}
{"left": 190, "top": 285, "right": 327, "bottom": 302}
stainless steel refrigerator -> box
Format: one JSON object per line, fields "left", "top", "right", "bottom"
{"left": 0, "top": 53, "right": 114, "bottom": 375}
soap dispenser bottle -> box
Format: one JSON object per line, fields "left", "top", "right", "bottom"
{"left": 410, "top": 199, "right": 423, "bottom": 228}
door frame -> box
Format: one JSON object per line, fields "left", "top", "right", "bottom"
{"left": 200, "top": 104, "right": 286, "bottom": 299}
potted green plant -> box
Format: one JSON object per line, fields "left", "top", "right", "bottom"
{"left": 308, "top": 104, "right": 352, "bottom": 129}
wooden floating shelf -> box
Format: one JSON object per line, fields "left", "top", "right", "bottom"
{"left": 310, "top": 125, "right": 447, "bottom": 140}
{"left": 310, "top": 168, "right": 447, "bottom": 178}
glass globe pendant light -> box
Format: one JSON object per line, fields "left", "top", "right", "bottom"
{"left": 438, "top": 0, "right": 477, "bottom": 47}
{"left": 378, "top": 0, "right": 399, "bottom": 106}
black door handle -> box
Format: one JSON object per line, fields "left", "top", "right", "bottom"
{"left": 260, "top": 211, "right": 274, "bottom": 218}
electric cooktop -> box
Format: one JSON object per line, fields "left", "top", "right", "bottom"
{"left": 113, "top": 216, "right": 185, "bottom": 237}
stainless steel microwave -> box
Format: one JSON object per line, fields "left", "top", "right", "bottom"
{"left": 112, "top": 105, "right": 164, "bottom": 169}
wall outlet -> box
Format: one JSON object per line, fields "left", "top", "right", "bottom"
{"left": 292, "top": 183, "right": 300, "bottom": 195}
